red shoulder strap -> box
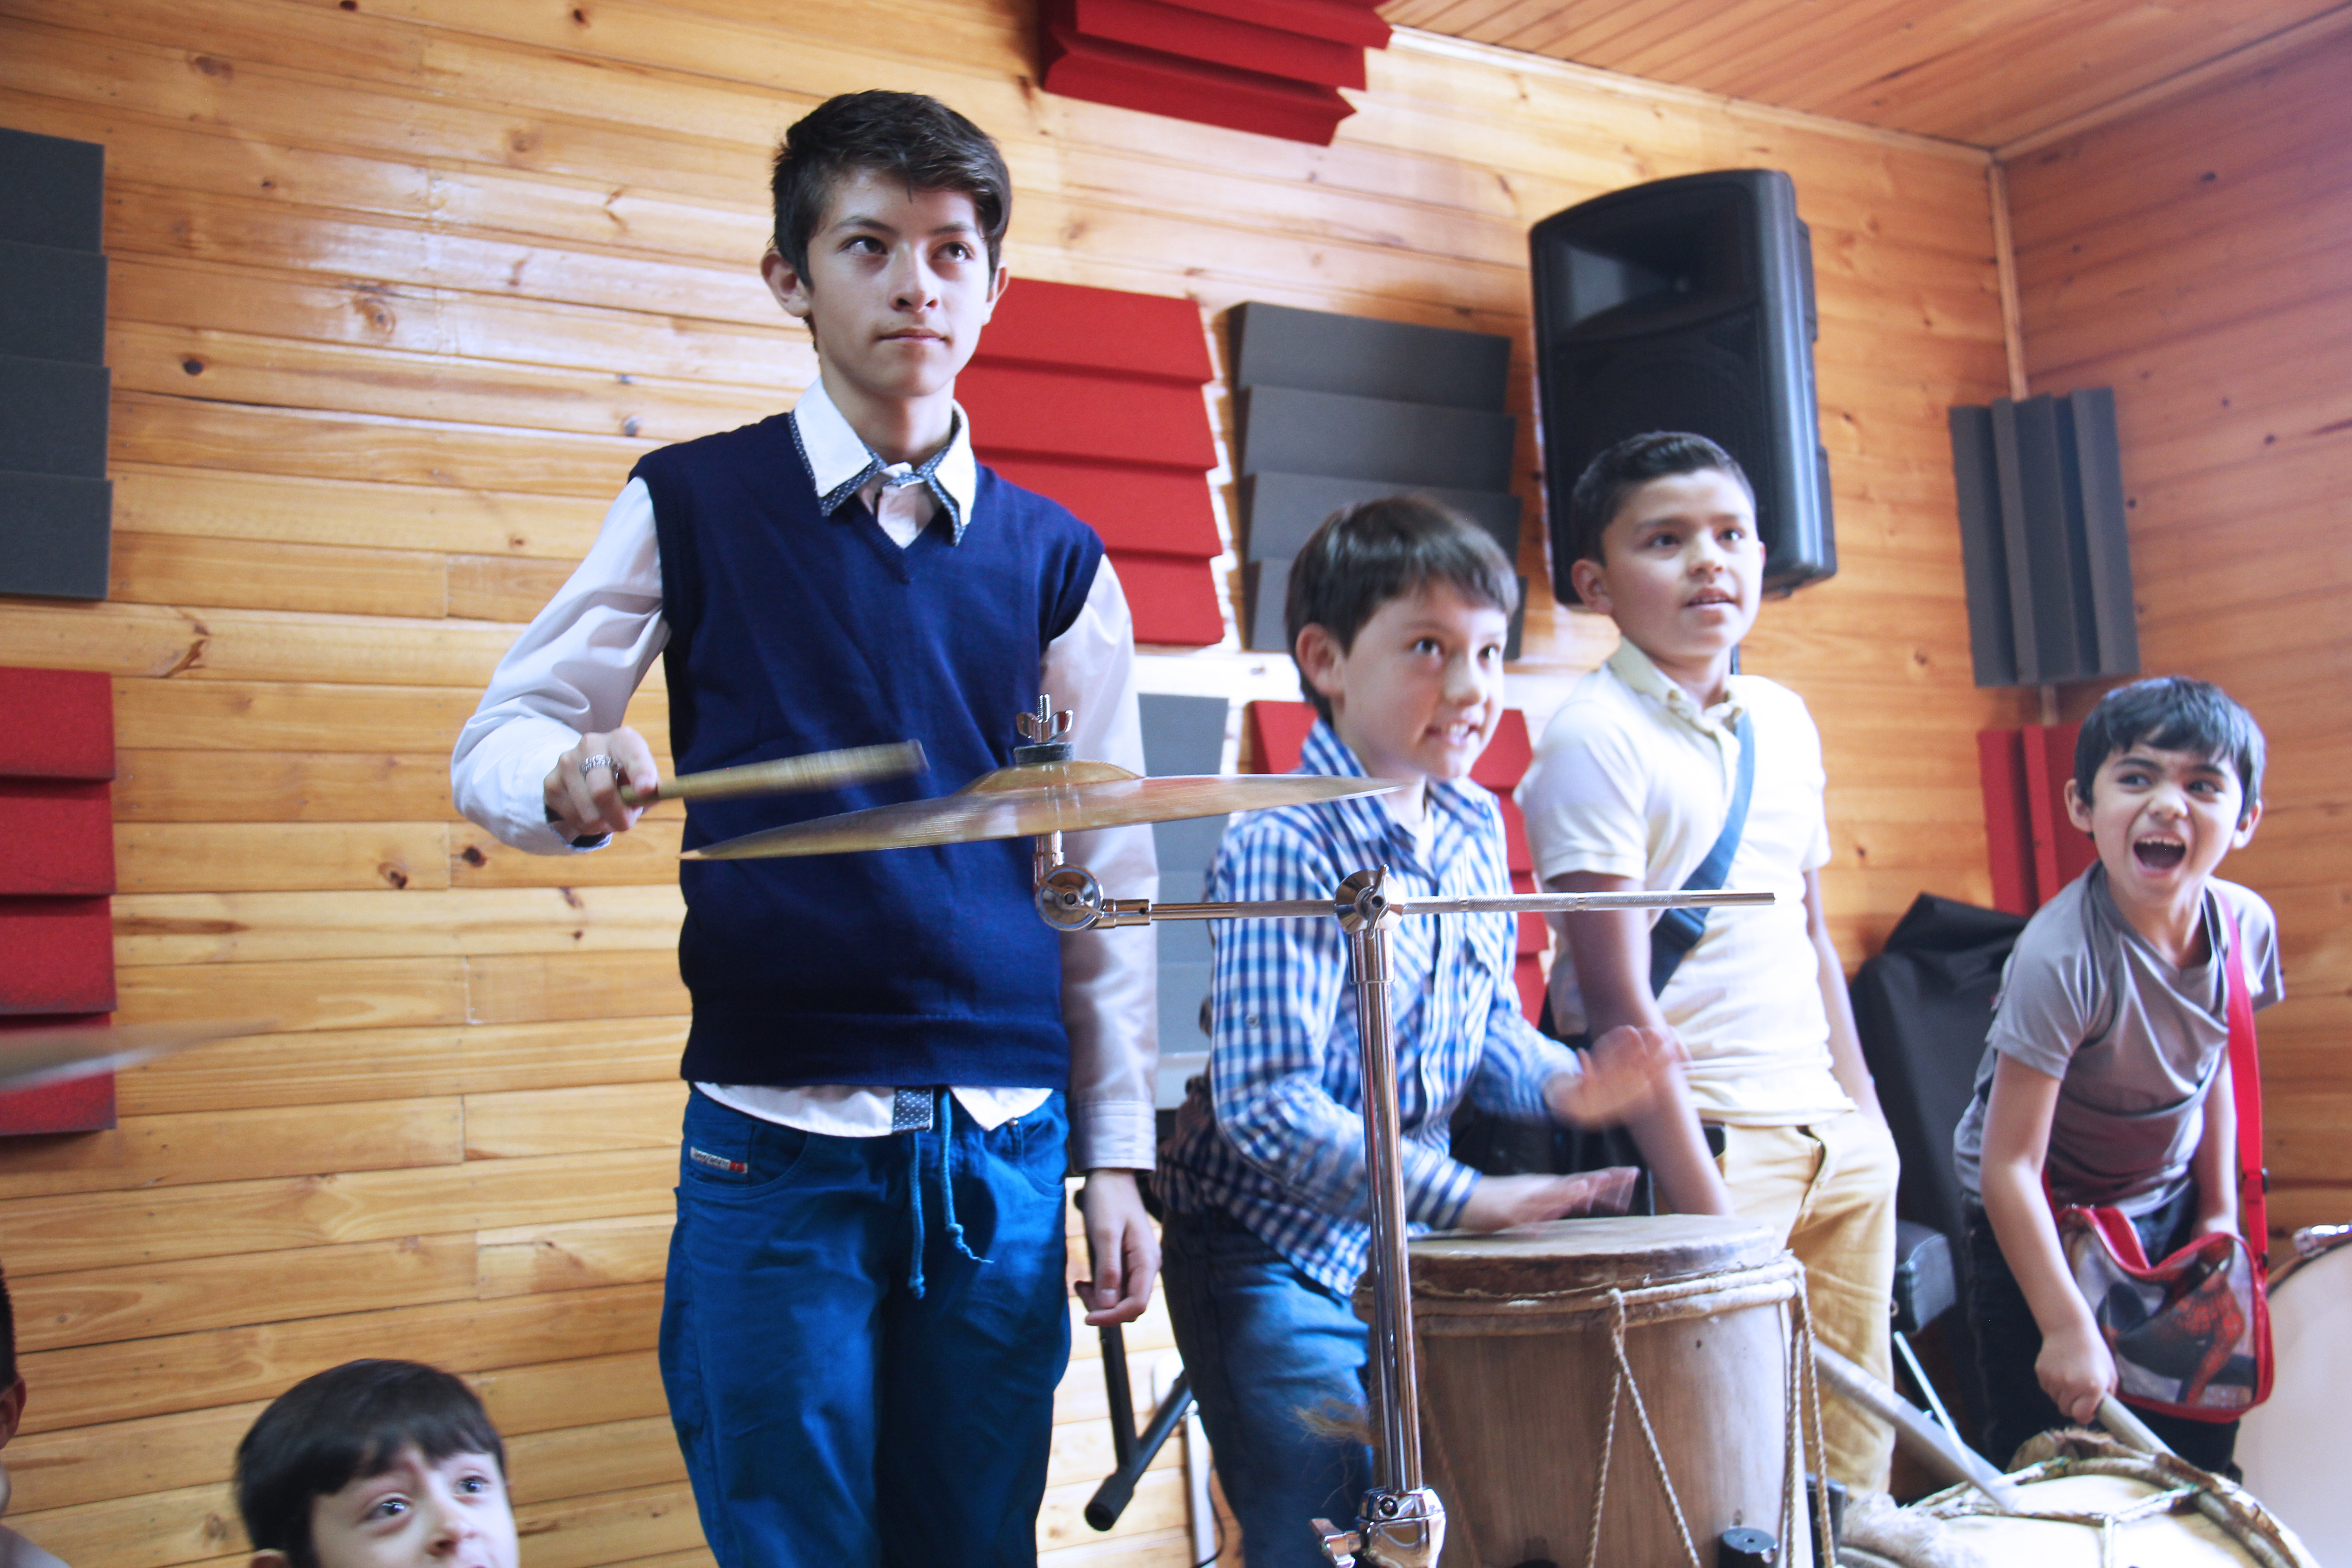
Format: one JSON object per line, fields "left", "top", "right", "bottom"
{"left": 2222, "top": 911, "right": 2268, "bottom": 1269}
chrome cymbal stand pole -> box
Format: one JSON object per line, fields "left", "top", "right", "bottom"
{"left": 1317, "top": 867, "right": 1444, "bottom": 1568}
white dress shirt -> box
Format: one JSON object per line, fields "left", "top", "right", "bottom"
{"left": 451, "top": 381, "right": 1159, "bottom": 1171}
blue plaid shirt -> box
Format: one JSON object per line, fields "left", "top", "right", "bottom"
{"left": 1156, "top": 719, "right": 1582, "bottom": 1295}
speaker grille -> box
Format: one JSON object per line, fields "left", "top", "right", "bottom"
{"left": 1548, "top": 309, "right": 1774, "bottom": 529}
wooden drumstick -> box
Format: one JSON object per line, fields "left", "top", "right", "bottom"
{"left": 2095, "top": 1394, "right": 2176, "bottom": 1458}
{"left": 617, "top": 740, "right": 926, "bottom": 807}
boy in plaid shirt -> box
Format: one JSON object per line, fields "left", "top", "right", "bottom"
{"left": 1156, "top": 498, "right": 1695, "bottom": 1567}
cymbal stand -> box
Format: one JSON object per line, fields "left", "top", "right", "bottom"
{"left": 1035, "top": 853, "right": 1772, "bottom": 1568}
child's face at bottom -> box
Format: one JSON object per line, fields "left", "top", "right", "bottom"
{"left": 280, "top": 1446, "right": 516, "bottom": 1568}
{"left": 1301, "top": 581, "right": 1509, "bottom": 785}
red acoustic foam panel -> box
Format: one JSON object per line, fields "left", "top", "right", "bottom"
{"left": 1514, "top": 954, "right": 1544, "bottom": 1021}
{"left": 1068, "top": 0, "right": 1368, "bottom": 88}
{"left": 0, "top": 666, "right": 113, "bottom": 780}
{"left": 984, "top": 459, "right": 1221, "bottom": 559}
{"left": 965, "top": 364, "right": 1219, "bottom": 470}
{"left": 0, "top": 897, "right": 114, "bottom": 1014}
{"left": 978, "top": 278, "right": 1212, "bottom": 385}
{"left": 1978, "top": 729, "right": 2035, "bottom": 916}
{"left": 965, "top": 278, "right": 1225, "bottom": 647}
{"left": 1043, "top": 24, "right": 1357, "bottom": 146}
{"left": 1160, "top": 0, "right": 1391, "bottom": 51}
{"left": 1105, "top": 552, "right": 1226, "bottom": 647}
{"left": 0, "top": 779, "right": 113, "bottom": 895}
{"left": 1245, "top": 700, "right": 1318, "bottom": 774}
{"left": 0, "top": 1015, "right": 115, "bottom": 1135}
{"left": 1468, "top": 709, "right": 1533, "bottom": 790}
{"left": 2023, "top": 722, "right": 2097, "bottom": 906}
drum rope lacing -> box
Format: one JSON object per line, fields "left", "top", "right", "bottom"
{"left": 1920, "top": 1452, "right": 2307, "bottom": 1568}
{"left": 1410, "top": 1255, "right": 1831, "bottom": 1568}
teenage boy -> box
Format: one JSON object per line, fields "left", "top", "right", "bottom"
{"left": 1953, "top": 677, "right": 2278, "bottom": 1474}
{"left": 0, "top": 1274, "right": 66, "bottom": 1568}
{"left": 1516, "top": 432, "right": 1898, "bottom": 1491}
{"left": 450, "top": 92, "right": 1159, "bottom": 1566}
{"left": 237, "top": 1360, "right": 516, "bottom": 1568}
{"left": 1157, "top": 498, "right": 1683, "bottom": 1567}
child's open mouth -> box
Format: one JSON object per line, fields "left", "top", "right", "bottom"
{"left": 2133, "top": 836, "right": 2187, "bottom": 870}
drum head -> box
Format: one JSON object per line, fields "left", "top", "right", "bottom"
{"left": 1406, "top": 1213, "right": 1779, "bottom": 1298}
{"left": 2238, "top": 1240, "right": 2352, "bottom": 1566}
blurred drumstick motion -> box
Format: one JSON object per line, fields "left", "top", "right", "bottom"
{"left": 0, "top": 1017, "right": 273, "bottom": 1093}
{"left": 617, "top": 740, "right": 926, "bottom": 808}
{"left": 1814, "top": 1339, "right": 2029, "bottom": 1513}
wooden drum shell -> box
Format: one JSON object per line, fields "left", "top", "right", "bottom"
{"left": 1388, "top": 1215, "right": 1807, "bottom": 1568}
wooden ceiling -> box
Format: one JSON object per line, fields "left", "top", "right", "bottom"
{"left": 1375, "top": 0, "right": 2352, "bottom": 148}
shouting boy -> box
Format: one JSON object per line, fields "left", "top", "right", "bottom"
{"left": 451, "top": 92, "right": 1158, "bottom": 1565}
{"left": 1954, "top": 677, "right": 2278, "bottom": 1474}
{"left": 1516, "top": 432, "right": 1899, "bottom": 1490}
{"left": 1157, "top": 498, "right": 1680, "bottom": 1566}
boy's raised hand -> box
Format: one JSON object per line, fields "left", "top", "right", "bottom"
{"left": 545, "top": 727, "right": 660, "bottom": 839}
{"left": 1455, "top": 1167, "right": 1640, "bottom": 1231}
{"left": 1545, "top": 1023, "right": 1683, "bottom": 1128}
{"left": 2037, "top": 1318, "right": 2119, "bottom": 1426}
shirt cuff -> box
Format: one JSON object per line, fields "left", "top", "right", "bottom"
{"left": 1069, "top": 1096, "right": 1156, "bottom": 1173}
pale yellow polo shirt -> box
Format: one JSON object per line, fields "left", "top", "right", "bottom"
{"left": 1514, "top": 642, "right": 1850, "bottom": 1126}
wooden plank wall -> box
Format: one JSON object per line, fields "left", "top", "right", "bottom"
{"left": 2004, "top": 35, "right": 2352, "bottom": 1238}
{"left": 0, "top": 4, "right": 2011, "bottom": 1561}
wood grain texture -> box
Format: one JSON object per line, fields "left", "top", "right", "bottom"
{"left": 2008, "top": 33, "right": 2352, "bottom": 1227}
{"left": 0, "top": 0, "right": 2018, "bottom": 1559}
{"left": 1377, "top": 1, "right": 2352, "bottom": 148}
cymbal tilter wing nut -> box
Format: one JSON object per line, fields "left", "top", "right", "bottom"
{"left": 1036, "top": 866, "right": 1105, "bottom": 931}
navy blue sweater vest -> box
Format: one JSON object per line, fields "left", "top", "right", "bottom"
{"left": 633, "top": 413, "right": 1104, "bottom": 1089}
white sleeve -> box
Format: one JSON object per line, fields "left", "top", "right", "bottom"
{"left": 449, "top": 478, "right": 670, "bottom": 855}
{"left": 1045, "top": 557, "right": 1160, "bottom": 1171}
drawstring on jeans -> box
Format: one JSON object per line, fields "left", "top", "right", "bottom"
{"left": 903, "top": 1087, "right": 990, "bottom": 1298}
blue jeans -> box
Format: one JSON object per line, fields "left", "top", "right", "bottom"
{"left": 659, "top": 1088, "right": 1073, "bottom": 1568}
{"left": 1163, "top": 1207, "right": 1373, "bottom": 1568}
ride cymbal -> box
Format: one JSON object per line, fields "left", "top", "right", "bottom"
{"left": 686, "top": 760, "right": 1401, "bottom": 860}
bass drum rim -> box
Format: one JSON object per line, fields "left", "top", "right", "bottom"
{"left": 2236, "top": 1228, "right": 2352, "bottom": 1568}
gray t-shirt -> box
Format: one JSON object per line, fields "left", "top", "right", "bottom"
{"left": 1953, "top": 865, "right": 2282, "bottom": 1214}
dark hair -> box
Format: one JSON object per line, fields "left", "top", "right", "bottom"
{"left": 236, "top": 1360, "right": 505, "bottom": 1567}
{"left": 1285, "top": 495, "right": 1519, "bottom": 720}
{"left": 770, "top": 91, "right": 1010, "bottom": 279}
{"left": 2074, "top": 676, "right": 2265, "bottom": 814}
{"left": 0, "top": 1267, "right": 14, "bottom": 1390}
{"left": 1563, "top": 431, "right": 1753, "bottom": 604}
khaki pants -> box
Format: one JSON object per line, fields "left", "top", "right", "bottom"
{"left": 1717, "top": 1112, "right": 1900, "bottom": 1492}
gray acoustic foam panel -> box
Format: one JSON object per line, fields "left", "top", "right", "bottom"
{"left": 0, "top": 357, "right": 109, "bottom": 478}
{"left": 1948, "top": 407, "right": 2016, "bottom": 688}
{"left": 0, "top": 471, "right": 112, "bottom": 599}
{"left": 1137, "top": 691, "right": 1227, "bottom": 1105}
{"left": 1245, "top": 559, "right": 1290, "bottom": 654}
{"left": 1241, "top": 472, "right": 1520, "bottom": 564}
{"left": 1950, "top": 390, "right": 2136, "bottom": 687}
{"left": 1237, "top": 385, "right": 1516, "bottom": 493}
{"left": 0, "top": 129, "right": 104, "bottom": 252}
{"left": 1230, "top": 301, "right": 1512, "bottom": 413}
{"left": 0, "top": 241, "right": 106, "bottom": 364}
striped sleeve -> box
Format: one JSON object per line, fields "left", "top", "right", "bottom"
{"left": 1206, "top": 818, "right": 1479, "bottom": 1228}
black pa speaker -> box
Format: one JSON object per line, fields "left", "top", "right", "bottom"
{"left": 1530, "top": 169, "right": 1834, "bottom": 600}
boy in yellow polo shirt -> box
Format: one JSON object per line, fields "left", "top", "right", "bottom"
{"left": 1517, "top": 431, "right": 1897, "bottom": 1490}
